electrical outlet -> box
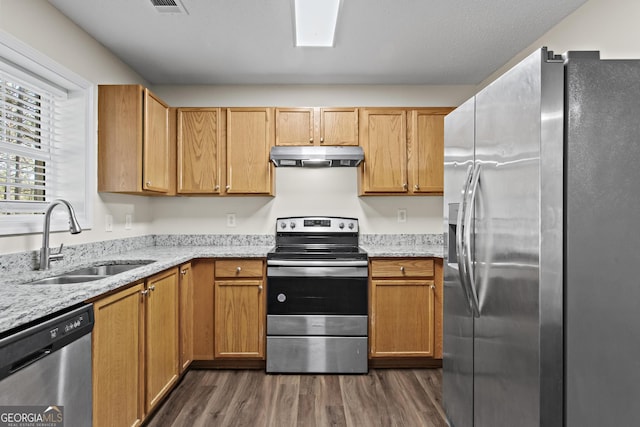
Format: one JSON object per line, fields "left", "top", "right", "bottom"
{"left": 226, "top": 213, "right": 236, "bottom": 227}
{"left": 397, "top": 208, "right": 407, "bottom": 223}
{"left": 125, "top": 214, "right": 133, "bottom": 230}
{"left": 105, "top": 214, "right": 113, "bottom": 232}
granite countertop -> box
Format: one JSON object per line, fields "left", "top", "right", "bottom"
{"left": 0, "top": 234, "right": 444, "bottom": 335}
{"left": 361, "top": 243, "right": 443, "bottom": 258}
{"left": 0, "top": 245, "right": 272, "bottom": 334}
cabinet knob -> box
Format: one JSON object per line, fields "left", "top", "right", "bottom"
{"left": 258, "top": 285, "right": 263, "bottom": 291}
{"left": 226, "top": 185, "right": 231, "bottom": 191}
{"left": 181, "top": 269, "right": 187, "bottom": 275}
{"left": 320, "top": 137, "right": 324, "bottom": 143}
{"left": 431, "top": 285, "right": 436, "bottom": 290}
{"left": 141, "top": 290, "right": 149, "bottom": 296}
{"left": 400, "top": 266, "right": 405, "bottom": 272}
{"left": 414, "top": 184, "right": 420, "bottom": 190}
{"left": 146, "top": 181, "right": 152, "bottom": 187}
{"left": 403, "top": 183, "right": 408, "bottom": 190}
{"left": 149, "top": 285, "right": 156, "bottom": 291}
{"left": 236, "top": 266, "right": 242, "bottom": 273}
{"left": 214, "top": 185, "right": 220, "bottom": 191}
{"left": 309, "top": 138, "right": 313, "bottom": 143}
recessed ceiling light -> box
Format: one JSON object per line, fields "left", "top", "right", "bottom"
{"left": 293, "top": 0, "right": 342, "bottom": 47}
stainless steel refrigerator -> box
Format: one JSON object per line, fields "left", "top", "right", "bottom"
{"left": 443, "top": 47, "right": 640, "bottom": 427}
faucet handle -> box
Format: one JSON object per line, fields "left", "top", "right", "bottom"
{"left": 49, "top": 243, "right": 65, "bottom": 262}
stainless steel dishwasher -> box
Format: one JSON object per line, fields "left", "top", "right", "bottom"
{"left": 0, "top": 304, "right": 94, "bottom": 427}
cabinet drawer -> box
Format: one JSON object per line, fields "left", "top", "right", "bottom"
{"left": 370, "top": 259, "right": 434, "bottom": 278}
{"left": 215, "top": 260, "right": 263, "bottom": 278}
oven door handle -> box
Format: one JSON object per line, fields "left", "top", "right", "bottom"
{"left": 267, "top": 260, "right": 369, "bottom": 267}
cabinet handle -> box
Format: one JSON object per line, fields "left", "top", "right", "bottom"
{"left": 181, "top": 269, "right": 187, "bottom": 275}
{"left": 320, "top": 137, "right": 324, "bottom": 143}
{"left": 431, "top": 285, "right": 436, "bottom": 290}
{"left": 414, "top": 184, "right": 420, "bottom": 190}
{"left": 214, "top": 185, "right": 220, "bottom": 191}
{"left": 309, "top": 138, "right": 313, "bottom": 144}
{"left": 403, "top": 183, "right": 408, "bottom": 190}
{"left": 258, "top": 285, "right": 263, "bottom": 291}
{"left": 400, "top": 266, "right": 405, "bottom": 272}
{"left": 236, "top": 266, "right": 242, "bottom": 273}
{"left": 149, "top": 285, "right": 156, "bottom": 291}
{"left": 226, "top": 185, "right": 231, "bottom": 191}
{"left": 146, "top": 181, "right": 152, "bottom": 187}
{"left": 140, "top": 290, "right": 149, "bottom": 296}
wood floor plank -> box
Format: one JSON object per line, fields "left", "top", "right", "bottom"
{"left": 146, "top": 368, "right": 447, "bottom": 427}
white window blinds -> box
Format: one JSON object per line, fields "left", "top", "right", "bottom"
{"left": 0, "top": 32, "right": 93, "bottom": 236}
{"left": 0, "top": 69, "right": 64, "bottom": 215}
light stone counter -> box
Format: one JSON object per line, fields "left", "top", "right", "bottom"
{"left": 0, "top": 244, "right": 272, "bottom": 334}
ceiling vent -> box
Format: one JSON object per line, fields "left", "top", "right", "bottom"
{"left": 150, "top": 0, "right": 188, "bottom": 14}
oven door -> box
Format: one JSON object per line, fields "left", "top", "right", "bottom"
{"left": 266, "top": 263, "right": 368, "bottom": 315}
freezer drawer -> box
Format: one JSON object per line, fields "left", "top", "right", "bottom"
{"left": 266, "top": 336, "right": 368, "bottom": 373}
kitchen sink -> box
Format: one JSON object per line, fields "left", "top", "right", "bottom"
{"left": 64, "top": 262, "right": 153, "bottom": 276}
{"left": 25, "top": 260, "right": 155, "bottom": 285}
{"left": 28, "top": 275, "right": 108, "bottom": 285}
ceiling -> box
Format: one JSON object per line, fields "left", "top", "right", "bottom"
{"left": 48, "top": 0, "right": 588, "bottom": 86}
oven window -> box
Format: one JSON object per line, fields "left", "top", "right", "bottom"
{"left": 267, "top": 276, "right": 367, "bottom": 315}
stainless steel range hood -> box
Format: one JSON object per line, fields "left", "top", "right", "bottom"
{"left": 270, "top": 146, "right": 364, "bottom": 167}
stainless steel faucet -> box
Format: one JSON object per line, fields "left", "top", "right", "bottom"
{"left": 39, "top": 199, "right": 82, "bottom": 270}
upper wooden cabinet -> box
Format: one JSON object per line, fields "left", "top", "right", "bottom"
{"left": 98, "top": 85, "right": 170, "bottom": 194}
{"left": 275, "top": 107, "right": 358, "bottom": 146}
{"left": 359, "top": 109, "right": 408, "bottom": 193}
{"left": 225, "top": 108, "right": 274, "bottom": 195}
{"left": 177, "top": 108, "right": 221, "bottom": 194}
{"left": 359, "top": 107, "right": 453, "bottom": 196}
{"left": 408, "top": 108, "right": 452, "bottom": 194}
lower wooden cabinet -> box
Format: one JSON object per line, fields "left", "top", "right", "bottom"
{"left": 92, "top": 268, "right": 179, "bottom": 426}
{"left": 179, "top": 262, "right": 194, "bottom": 372}
{"left": 369, "top": 258, "right": 443, "bottom": 361}
{"left": 191, "top": 258, "right": 267, "bottom": 362}
{"left": 214, "top": 259, "right": 265, "bottom": 359}
{"left": 145, "top": 268, "right": 179, "bottom": 412}
{"left": 92, "top": 282, "right": 145, "bottom": 427}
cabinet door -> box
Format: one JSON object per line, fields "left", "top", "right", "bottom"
{"left": 145, "top": 269, "right": 179, "bottom": 412}
{"left": 177, "top": 108, "right": 221, "bottom": 193}
{"left": 320, "top": 107, "right": 358, "bottom": 146}
{"left": 408, "top": 109, "right": 451, "bottom": 194}
{"left": 93, "top": 282, "right": 145, "bottom": 427}
{"left": 370, "top": 279, "right": 435, "bottom": 357}
{"left": 276, "top": 108, "right": 314, "bottom": 145}
{"left": 179, "top": 263, "right": 194, "bottom": 372}
{"left": 143, "top": 88, "right": 170, "bottom": 193}
{"left": 192, "top": 260, "right": 215, "bottom": 360}
{"left": 214, "top": 279, "right": 265, "bottom": 359}
{"left": 359, "top": 109, "right": 407, "bottom": 193}
{"left": 225, "top": 108, "right": 274, "bottom": 194}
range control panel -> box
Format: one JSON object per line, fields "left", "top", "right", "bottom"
{"left": 276, "top": 216, "right": 359, "bottom": 233}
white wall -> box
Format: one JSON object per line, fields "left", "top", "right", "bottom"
{"left": 480, "top": 0, "right": 640, "bottom": 89}
{"left": 0, "top": 0, "right": 152, "bottom": 254}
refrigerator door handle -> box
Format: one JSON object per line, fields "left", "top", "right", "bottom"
{"left": 462, "top": 163, "right": 481, "bottom": 317}
{"left": 456, "top": 164, "right": 480, "bottom": 317}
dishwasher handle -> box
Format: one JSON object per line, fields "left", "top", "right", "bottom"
{"left": 9, "top": 347, "right": 52, "bottom": 374}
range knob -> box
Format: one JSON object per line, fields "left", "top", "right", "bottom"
{"left": 280, "top": 222, "right": 287, "bottom": 229}
{"left": 348, "top": 222, "right": 355, "bottom": 230}
{"left": 339, "top": 222, "right": 345, "bottom": 229}
{"left": 290, "top": 222, "right": 296, "bottom": 229}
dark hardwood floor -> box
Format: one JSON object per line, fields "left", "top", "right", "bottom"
{"left": 146, "top": 368, "right": 447, "bottom": 427}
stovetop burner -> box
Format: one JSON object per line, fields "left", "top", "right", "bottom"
{"left": 269, "top": 216, "right": 367, "bottom": 261}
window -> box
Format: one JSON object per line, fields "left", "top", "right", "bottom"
{"left": 0, "top": 32, "right": 93, "bottom": 235}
